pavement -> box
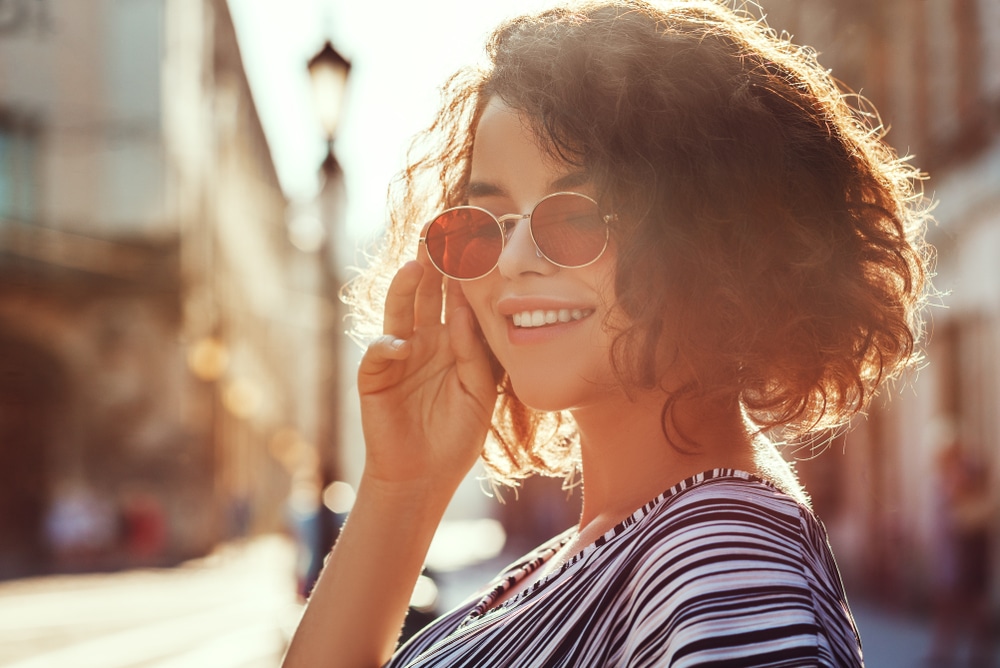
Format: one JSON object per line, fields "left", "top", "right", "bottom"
{"left": 0, "top": 535, "right": 303, "bottom": 668}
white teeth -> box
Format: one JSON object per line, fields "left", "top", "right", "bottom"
{"left": 513, "top": 308, "right": 593, "bottom": 328}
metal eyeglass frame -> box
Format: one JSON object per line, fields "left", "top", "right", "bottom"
{"left": 419, "top": 191, "right": 615, "bottom": 281}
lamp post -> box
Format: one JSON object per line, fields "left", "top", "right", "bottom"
{"left": 304, "top": 39, "right": 350, "bottom": 595}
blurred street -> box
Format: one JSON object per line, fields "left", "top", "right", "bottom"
{"left": 0, "top": 536, "right": 301, "bottom": 668}
{"left": 853, "top": 600, "right": 999, "bottom": 668}
{"left": 2, "top": 3, "right": 998, "bottom": 667}
{"left": 853, "top": 601, "right": 944, "bottom": 667}
{"left": 0, "top": 531, "right": 994, "bottom": 668}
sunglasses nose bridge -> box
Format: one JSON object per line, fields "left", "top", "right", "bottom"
{"left": 493, "top": 211, "right": 547, "bottom": 274}
{"left": 495, "top": 212, "right": 531, "bottom": 241}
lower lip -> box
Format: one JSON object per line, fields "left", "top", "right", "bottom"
{"left": 506, "top": 316, "right": 589, "bottom": 345}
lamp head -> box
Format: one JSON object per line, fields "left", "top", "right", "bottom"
{"left": 307, "top": 41, "right": 351, "bottom": 141}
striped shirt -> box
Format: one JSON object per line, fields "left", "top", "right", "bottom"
{"left": 386, "top": 469, "right": 863, "bottom": 667}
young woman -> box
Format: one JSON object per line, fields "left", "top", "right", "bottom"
{"left": 283, "top": 1, "right": 931, "bottom": 666}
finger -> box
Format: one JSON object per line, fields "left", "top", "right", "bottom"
{"left": 383, "top": 261, "right": 423, "bottom": 338}
{"left": 416, "top": 223, "right": 434, "bottom": 269}
{"left": 444, "top": 277, "right": 472, "bottom": 323}
{"left": 446, "top": 281, "right": 487, "bottom": 349}
{"left": 448, "top": 306, "right": 497, "bottom": 410}
{"left": 358, "top": 335, "right": 412, "bottom": 394}
{"left": 414, "top": 250, "right": 444, "bottom": 328}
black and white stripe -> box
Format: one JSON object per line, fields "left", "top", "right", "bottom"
{"left": 386, "top": 469, "right": 863, "bottom": 667}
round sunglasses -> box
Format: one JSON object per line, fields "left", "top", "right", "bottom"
{"left": 420, "top": 192, "right": 614, "bottom": 281}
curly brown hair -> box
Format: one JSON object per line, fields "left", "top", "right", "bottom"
{"left": 344, "top": 0, "right": 933, "bottom": 484}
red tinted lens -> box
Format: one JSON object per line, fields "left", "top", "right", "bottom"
{"left": 530, "top": 194, "right": 608, "bottom": 267}
{"left": 425, "top": 208, "right": 503, "bottom": 279}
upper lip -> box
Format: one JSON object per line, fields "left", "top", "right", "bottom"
{"left": 496, "top": 296, "right": 594, "bottom": 317}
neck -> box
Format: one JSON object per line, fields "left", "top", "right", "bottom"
{"left": 571, "top": 389, "right": 756, "bottom": 529}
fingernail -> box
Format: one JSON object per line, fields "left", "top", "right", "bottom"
{"left": 390, "top": 338, "right": 405, "bottom": 349}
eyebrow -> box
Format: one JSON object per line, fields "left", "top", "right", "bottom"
{"left": 551, "top": 171, "right": 590, "bottom": 191}
{"left": 465, "top": 180, "right": 506, "bottom": 199}
{"left": 465, "top": 170, "right": 591, "bottom": 200}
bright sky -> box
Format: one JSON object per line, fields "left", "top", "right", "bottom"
{"left": 227, "top": 0, "right": 558, "bottom": 251}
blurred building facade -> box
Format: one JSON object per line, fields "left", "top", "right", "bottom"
{"left": 764, "top": 0, "right": 1000, "bottom": 612}
{"left": 0, "top": 0, "right": 330, "bottom": 578}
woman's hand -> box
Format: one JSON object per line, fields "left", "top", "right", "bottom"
{"left": 283, "top": 258, "right": 494, "bottom": 667}
{"left": 357, "top": 254, "right": 496, "bottom": 491}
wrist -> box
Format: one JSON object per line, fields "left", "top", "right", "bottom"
{"left": 356, "top": 471, "right": 458, "bottom": 519}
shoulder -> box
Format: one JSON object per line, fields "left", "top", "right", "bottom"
{"left": 636, "top": 470, "right": 814, "bottom": 553}
{"left": 611, "top": 470, "right": 862, "bottom": 666}
{"left": 625, "top": 471, "right": 833, "bottom": 596}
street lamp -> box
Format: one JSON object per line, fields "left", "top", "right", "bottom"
{"left": 303, "top": 38, "right": 350, "bottom": 596}
{"left": 303, "top": 39, "right": 350, "bottom": 256}
{"left": 307, "top": 40, "right": 351, "bottom": 171}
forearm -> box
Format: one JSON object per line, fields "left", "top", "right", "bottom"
{"left": 282, "top": 476, "right": 454, "bottom": 668}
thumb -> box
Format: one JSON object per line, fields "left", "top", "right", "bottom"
{"left": 357, "top": 335, "right": 411, "bottom": 394}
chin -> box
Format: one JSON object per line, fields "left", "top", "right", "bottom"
{"left": 508, "top": 373, "right": 605, "bottom": 413}
{"left": 505, "top": 374, "right": 561, "bottom": 412}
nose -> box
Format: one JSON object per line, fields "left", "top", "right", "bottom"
{"left": 496, "top": 214, "right": 554, "bottom": 278}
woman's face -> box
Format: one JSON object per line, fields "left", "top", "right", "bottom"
{"left": 459, "top": 98, "right": 621, "bottom": 412}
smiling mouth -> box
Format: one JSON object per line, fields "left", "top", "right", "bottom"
{"left": 512, "top": 308, "right": 594, "bottom": 328}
